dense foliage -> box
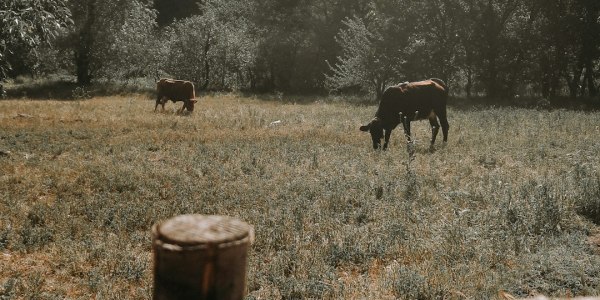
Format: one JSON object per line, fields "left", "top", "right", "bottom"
{"left": 1, "top": 0, "right": 598, "bottom": 99}
{"left": 0, "top": 0, "right": 71, "bottom": 82}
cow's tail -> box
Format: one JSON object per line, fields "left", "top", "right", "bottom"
{"left": 155, "top": 80, "right": 164, "bottom": 111}
{"left": 430, "top": 78, "right": 448, "bottom": 96}
{"left": 430, "top": 78, "right": 449, "bottom": 141}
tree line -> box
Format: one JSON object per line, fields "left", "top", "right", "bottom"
{"left": 1, "top": 0, "right": 598, "bottom": 100}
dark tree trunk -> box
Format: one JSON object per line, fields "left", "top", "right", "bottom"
{"left": 465, "top": 72, "right": 472, "bottom": 98}
{"left": 584, "top": 61, "right": 597, "bottom": 97}
{"left": 464, "top": 55, "right": 473, "bottom": 98}
{"left": 375, "top": 81, "right": 384, "bottom": 101}
{"left": 75, "top": 0, "right": 95, "bottom": 85}
{"left": 566, "top": 65, "right": 583, "bottom": 99}
{"left": 76, "top": 45, "right": 92, "bottom": 85}
{"left": 201, "top": 34, "right": 211, "bottom": 90}
{"left": 541, "top": 76, "right": 549, "bottom": 98}
{"left": 540, "top": 55, "right": 550, "bottom": 98}
{"left": 548, "top": 68, "right": 560, "bottom": 98}
{"left": 486, "top": 61, "right": 498, "bottom": 98}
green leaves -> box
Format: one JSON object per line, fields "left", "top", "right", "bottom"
{"left": 0, "top": 0, "right": 71, "bottom": 80}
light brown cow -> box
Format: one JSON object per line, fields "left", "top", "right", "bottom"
{"left": 155, "top": 78, "right": 198, "bottom": 113}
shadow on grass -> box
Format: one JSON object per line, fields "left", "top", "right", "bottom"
{"left": 449, "top": 96, "right": 600, "bottom": 112}
{"left": 244, "top": 91, "right": 600, "bottom": 111}
{"left": 4, "top": 77, "right": 599, "bottom": 111}
{"left": 2, "top": 77, "right": 155, "bottom": 101}
{"left": 240, "top": 91, "right": 376, "bottom": 106}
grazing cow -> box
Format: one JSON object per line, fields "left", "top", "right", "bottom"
{"left": 155, "top": 78, "right": 198, "bottom": 113}
{"left": 360, "top": 78, "right": 449, "bottom": 150}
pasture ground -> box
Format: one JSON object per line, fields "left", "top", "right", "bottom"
{"left": 1, "top": 93, "right": 600, "bottom": 299}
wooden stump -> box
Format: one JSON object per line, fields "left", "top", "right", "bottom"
{"left": 152, "top": 214, "right": 253, "bottom": 300}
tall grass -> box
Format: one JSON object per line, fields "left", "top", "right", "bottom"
{"left": 1, "top": 94, "right": 599, "bottom": 299}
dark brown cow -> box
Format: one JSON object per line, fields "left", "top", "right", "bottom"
{"left": 360, "top": 78, "right": 449, "bottom": 150}
{"left": 155, "top": 78, "right": 198, "bottom": 113}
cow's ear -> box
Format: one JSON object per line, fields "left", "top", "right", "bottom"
{"left": 359, "top": 124, "right": 370, "bottom": 132}
{"left": 191, "top": 99, "right": 198, "bottom": 103}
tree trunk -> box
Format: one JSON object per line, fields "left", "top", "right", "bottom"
{"left": 465, "top": 75, "right": 472, "bottom": 98}
{"left": 375, "top": 79, "right": 385, "bottom": 101}
{"left": 76, "top": 45, "right": 92, "bottom": 85}
{"left": 486, "top": 62, "right": 498, "bottom": 98}
{"left": 541, "top": 76, "right": 549, "bottom": 98}
{"left": 201, "top": 34, "right": 211, "bottom": 90}
{"left": 464, "top": 53, "right": 473, "bottom": 98}
{"left": 540, "top": 54, "right": 550, "bottom": 98}
{"left": 547, "top": 74, "right": 557, "bottom": 98}
{"left": 75, "top": 0, "right": 95, "bottom": 85}
{"left": 584, "top": 61, "right": 597, "bottom": 97}
{"left": 566, "top": 65, "right": 583, "bottom": 99}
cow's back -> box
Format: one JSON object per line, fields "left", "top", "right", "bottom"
{"left": 157, "top": 79, "right": 195, "bottom": 101}
{"left": 429, "top": 78, "right": 448, "bottom": 94}
{"left": 378, "top": 79, "right": 447, "bottom": 121}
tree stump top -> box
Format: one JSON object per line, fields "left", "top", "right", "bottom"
{"left": 154, "top": 214, "right": 252, "bottom": 248}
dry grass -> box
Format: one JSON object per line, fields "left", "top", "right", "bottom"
{"left": 1, "top": 94, "right": 600, "bottom": 299}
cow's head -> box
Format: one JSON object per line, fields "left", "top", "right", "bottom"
{"left": 185, "top": 99, "right": 198, "bottom": 112}
{"left": 359, "top": 118, "right": 383, "bottom": 149}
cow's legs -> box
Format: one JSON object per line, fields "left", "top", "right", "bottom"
{"left": 441, "top": 118, "right": 449, "bottom": 142}
{"left": 155, "top": 97, "right": 167, "bottom": 111}
{"left": 383, "top": 129, "right": 392, "bottom": 150}
{"left": 429, "top": 117, "right": 441, "bottom": 151}
{"left": 429, "top": 117, "right": 440, "bottom": 145}
{"left": 402, "top": 116, "right": 412, "bottom": 142}
{"left": 439, "top": 114, "right": 449, "bottom": 143}
{"left": 434, "top": 107, "right": 449, "bottom": 142}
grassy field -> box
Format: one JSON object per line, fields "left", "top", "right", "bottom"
{"left": 1, "top": 93, "right": 600, "bottom": 299}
